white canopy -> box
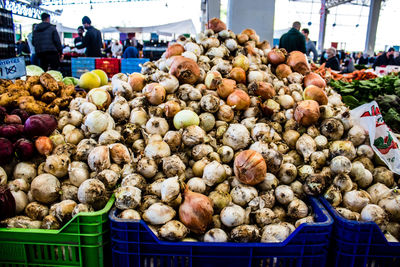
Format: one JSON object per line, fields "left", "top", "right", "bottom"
{"left": 101, "top": 19, "right": 196, "bottom": 35}
{"left": 56, "top": 23, "right": 78, "bottom": 33}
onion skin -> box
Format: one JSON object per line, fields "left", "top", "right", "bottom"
{"left": 217, "top": 78, "right": 236, "bottom": 98}
{"left": 145, "top": 83, "right": 166, "bottom": 105}
{"left": 207, "top": 18, "right": 226, "bottom": 33}
{"left": 165, "top": 43, "right": 184, "bottom": 58}
{"left": 24, "top": 114, "right": 57, "bottom": 137}
{"left": 267, "top": 49, "right": 286, "bottom": 65}
{"left": 275, "top": 64, "right": 292, "bottom": 79}
{"left": 179, "top": 187, "right": 213, "bottom": 234}
{"left": 14, "top": 138, "right": 35, "bottom": 161}
{"left": 241, "top": 28, "right": 259, "bottom": 41}
{"left": 249, "top": 81, "right": 275, "bottom": 101}
{"left": 304, "top": 72, "right": 326, "bottom": 89}
{"left": 287, "top": 51, "right": 311, "bottom": 75}
{"left": 236, "top": 34, "right": 249, "bottom": 44}
{"left": 294, "top": 100, "right": 320, "bottom": 126}
{"left": 164, "top": 100, "right": 181, "bottom": 118}
{"left": 303, "top": 85, "right": 328, "bottom": 105}
{"left": 234, "top": 150, "right": 267, "bottom": 185}
{"left": 227, "top": 90, "right": 251, "bottom": 110}
{"left": 128, "top": 73, "right": 146, "bottom": 92}
{"left": 35, "top": 136, "right": 53, "bottom": 156}
{"left": 0, "top": 185, "right": 16, "bottom": 220}
{"left": 169, "top": 56, "right": 200, "bottom": 85}
{"left": 229, "top": 67, "right": 246, "bottom": 84}
{"left": 0, "top": 137, "right": 13, "bottom": 164}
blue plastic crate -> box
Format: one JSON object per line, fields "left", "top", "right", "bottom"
{"left": 109, "top": 197, "right": 332, "bottom": 267}
{"left": 71, "top": 57, "right": 96, "bottom": 78}
{"left": 121, "top": 58, "right": 149, "bottom": 74}
{"left": 320, "top": 197, "right": 400, "bottom": 267}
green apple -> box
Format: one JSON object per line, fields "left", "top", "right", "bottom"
{"left": 92, "top": 69, "right": 108, "bottom": 86}
{"left": 79, "top": 72, "right": 101, "bottom": 90}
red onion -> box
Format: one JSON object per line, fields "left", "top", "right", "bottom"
{"left": 4, "top": 114, "right": 21, "bottom": 124}
{"left": 14, "top": 138, "right": 35, "bottom": 160}
{"left": 0, "top": 185, "right": 16, "bottom": 220}
{"left": 179, "top": 186, "right": 213, "bottom": 234}
{"left": 0, "top": 138, "right": 13, "bottom": 164}
{"left": 0, "top": 125, "right": 24, "bottom": 140}
{"left": 24, "top": 114, "right": 57, "bottom": 137}
{"left": 10, "top": 109, "right": 29, "bottom": 123}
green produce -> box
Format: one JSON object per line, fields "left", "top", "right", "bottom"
{"left": 25, "top": 65, "right": 44, "bottom": 76}
{"left": 46, "top": 71, "right": 63, "bottom": 82}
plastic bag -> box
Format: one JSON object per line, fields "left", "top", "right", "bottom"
{"left": 350, "top": 101, "right": 400, "bottom": 174}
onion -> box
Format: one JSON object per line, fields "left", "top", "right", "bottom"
{"left": 184, "top": 42, "right": 202, "bottom": 57}
{"left": 233, "top": 54, "right": 250, "bottom": 72}
{"left": 287, "top": 51, "right": 310, "bottom": 75}
{"left": 229, "top": 67, "right": 246, "bottom": 84}
{"left": 247, "top": 71, "right": 265, "bottom": 83}
{"left": 35, "top": 136, "right": 53, "bottom": 156}
{"left": 159, "top": 74, "right": 179, "bottom": 93}
{"left": 304, "top": 72, "right": 326, "bottom": 88}
{"left": 207, "top": 17, "right": 226, "bottom": 33}
{"left": 275, "top": 64, "right": 292, "bottom": 79}
{"left": 234, "top": 150, "right": 267, "bottom": 185}
{"left": 241, "top": 28, "right": 258, "bottom": 41}
{"left": 173, "top": 110, "right": 200, "bottom": 129}
{"left": 267, "top": 49, "right": 286, "bottom": 65}
{"left": 164, "top": 100, "right": 181, "bottom": 118}
{"left": 83, "top": 111, "right": 109, "bottom": 134}
{"left": 217, "top": 78, "right": 236, "bottom": 99}
{"left": 4, "top": 114, "right": 21, "bottom": 124}
{"left": 182, "top": 51, "right": 197, "bottom": 62}
{"left": 205, "top": 71, "right": 222, "bottom": 89}
{"left": 249, "top": 81, "right": 275, "bottom": 101}
{"left": 179, "top": 187, "right": 213, "bottom": 234}
{"left": 144, "top": 83, "right": 166, "bottom": 105}
{"left": 227, "top": 90, "right": 251, "bottom": 110}
{"left": 294, "top": 100, "right": 320, "bottom": 126}
{"left": 128, "top": 73, "right": 146, "bottom": 92}
{"left": 303, "top": 85, "right": 328, "bottom": 105}
{"left": 169, "top": 56, "right": 200, "bottom": 85}
{"left": 165, "top": 43, "right": 184, "bottom": 58}
{"left": 86, "top": 88, "right": 111, "bottom": 110}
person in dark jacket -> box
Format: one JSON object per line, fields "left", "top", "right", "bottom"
{"left": 358, "top": 53, "right": 369, "bottom": 65}
{"left": 122, "top": 46, "right": 139, "bottom": 58}
{"left": 373, "top": 48, "right": 396, "bottom": 69}
{"left": 32, "top": 13, "right": 62, "bottom": 70}
{"left": 325, "top": 47, "right": 341, "bottom": 71}
{"left": 77, "top": 16, "right": 102, "bottom": 57}
{"left": 74, "top": 26, "right": 84, "bottom": 47}
{"left": 279, "top": 21, "right": 306, "bottom": 53}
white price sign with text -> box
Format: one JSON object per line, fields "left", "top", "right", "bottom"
{"left": 0, "top": 57, "right": 26, "bottom": 80}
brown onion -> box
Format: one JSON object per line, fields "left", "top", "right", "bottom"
{"left": 217, "top": 104, "right": 234, "bottom": 122}
{"left": 227, "top": 90, "right": 251, "bottom": 110}
{"left": 304, "top": 72, "right": 326, "bottom": 89}
{"left": 165, "top": 43, "right": 184, "bottom": 58}
{"left": 257, "top": 40, "right": 271, "bottom": 50}
{"left": 229, "top": 67, "right": 246, "bottom": 84}
{"left": 236, "top": 33, "right": 249, "bottom": 44}
{"left": 275, "top": 64, "right": 292, "bottom": 79}
{"left": 267, "top": 49, "right": 286, "bottom": 65}
{"left": 144, "top": 83, "right": 166, "bottom": 105}
{"left": 164, "top": 100, "right": 181, "bottom": 118}
{"left": 207, "top": 18, "right": 226, "bottom": 33}
{"left": 303, "top": 85, "right": 328, "bottom": 105}
{"left": 35, "top": 136, "right": 53, "bottom": 156}
{"left": 128, "top": 73, "right": 146, "bottom": 92}
{"left": 217, "top": 78, "right": 236, "bottom": 98}
{"left": 287, "top": 51, "right": 311, "bottom": 75}
{"left": 234, "top": 150, "right": 267, "bottom": 185}
{"left": 241, "top": 28, "right": 259, "bottom": 42}
{"left": 294, "top": 100, "right": 320, "bottom": 126}
{"left": 232, "top": 54, "right": 250, "bottom": 72}
{"left": 249, "top": 81, "right": 275, "bottom": 101}
{"left": 169, "top": 56, "right": 200, "bottom": 85}
{"left": 179, "top": 187, "right": 213, "bottom": 234}
{"left": 205, "top": 71, "right": 222, "bottom": 89}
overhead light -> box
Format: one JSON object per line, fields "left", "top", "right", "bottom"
{"left": 356, "top": 24, "right": 359, "bottom": 27}
{"left": 332, "top": 23, "right": 336, "bottom": 27}
{"left": 308, "top": 21, "right": 312, "bottom": 26}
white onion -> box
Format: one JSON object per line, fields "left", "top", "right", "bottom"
{"left": 83, "top": 111, "right": 109, "bottom": 134}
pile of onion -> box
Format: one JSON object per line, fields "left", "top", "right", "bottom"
{"left": 169, "top": 56, "right": 200, "bottom": 85}
{"left": 294, "top": 100, "right": 320, "bottom": 126}
{"left": 234, "top": 150, "right": 267, "bottom": 185}
{"left": 267, "top": 49, "right": 286, "bottom": 65}
{"left": 303, "top": 85, "right": 328, "bottom": 105}
{"left": 207, "top": 17, "right": 227, "bottom": 33}
{"left": 304, "top": 72, "right": 326, "bottom": 89}
{"left": 287, "top": 51, "right": 311, "bottom": 75}
{"left": 165, "top": 43, "right": 184, "bottom": 58}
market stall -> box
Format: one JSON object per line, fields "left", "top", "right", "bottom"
{"left": 1, "top": 14, "right": 400, "bottom": 267}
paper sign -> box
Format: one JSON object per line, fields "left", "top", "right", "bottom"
{"left": 0, "top": 57, "right": 26, "bottom": 80}
{"left": 350, "top": 101, "right": 400, "bottom": 174}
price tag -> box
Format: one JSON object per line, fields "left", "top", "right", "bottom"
{"left": 0, "top": 57, "right": 26, "bottom": 80}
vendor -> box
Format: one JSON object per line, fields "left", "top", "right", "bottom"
{"left": 325, "top": 47, "right": 340, "bottom": 71}
{"left": 77, "top": 16, "right": 102, "bottom": 57}
{"left": 74, "top": 26, "right": 86, "bottom": 54}
{"left": 373, "top": 48, "right": 396, "bottom": 69}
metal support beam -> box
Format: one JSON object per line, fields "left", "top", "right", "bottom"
{"left": 318, "top": 0, "right": 327, "bottom": 52}
{"left": 227, "top": 0, "right": 275, "bottom": 43}
{"left": 364, "top": 0, "right": 381, "bottom": 55}
{"left": 207, "top": 0, "right": 220, "bottom": 20}
{"left": 4, "top": 0, "right": 61, "bottom": 20}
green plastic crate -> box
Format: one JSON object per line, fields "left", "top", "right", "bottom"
{"left": 0, "top": 195, "right": 115, "bottom": 267}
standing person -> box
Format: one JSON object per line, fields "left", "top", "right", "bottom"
{"left": 122, "top": 46, "right": 139, "bottom": 58}
{"left": 325, "top": 47, "right": 340, "bottom": 71}
{"left": 301, "top": 28, "right": 318, "bottom": 62}
{"left": 279, "top": 21, "right": 306, "bottom": 53}
{"left": 32, "top": 13, "right": 62, "bottom": 71}
{"left": 27, "top": 24, "right": 39, "bottom": 65}
{"left": 111, "top": 40, "right": 123, "bottom": 58}
{"left": 373, "top": 48, "right": 396, "bottom": 69}
{"left": 77, "top": 16, "right": 102, "bottom": 57}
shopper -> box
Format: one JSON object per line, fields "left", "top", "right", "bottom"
{"left": 111, "top": 40, "right": 123, "bottom": 58}
{"left": 301, "top": 28, "right": 318, "bottom": 62}
{"left": 342, "top": 56, "right": 355, "bottom": 73}
{"left": 373, "top": 48, "right": 396, "bottom": 69}
{"left": 122, "top": 46, "right": 139, "bottom": 58}
{"left": 358, "top": 53, "right": 369, "bottom": 65}
{"left": 325, "top": 47, "right": 340, "bottom": 71}
{"left": 32, "top": 13, "right": 62, "bottom": 71}
{"left": 279, "top": 21, "right": 306, "bottom": 53}
{"left": 77, "top": 16, "right": 102, "bottom": 57}
{"left": 27, "top": 24, "right": 39, "bottom": 65}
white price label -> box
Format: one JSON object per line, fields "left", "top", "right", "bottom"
{"left": 0, "top": 57, "right": 26, "bottom": 79}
